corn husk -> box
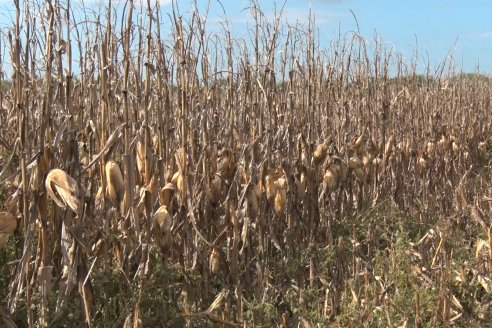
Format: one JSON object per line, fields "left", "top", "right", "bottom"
{"left": 426, "top": 141, "right": 436, "bottom": 159}
{"left": 209, "top": 248, "right": 221, "bottom": 275}
{"left": 324, "top": 169, "right": 337, "bottom": 190}
{"left": 348, "top": 156, "right": 362, "bottom": 169}
{"left": 245, "top": 184, "right": 260, "bottom": 218}
{"left": 105, "top": 160, "right": 125, "bottom": 206}
{"left": 171, "top": 171, "right": 186, "bottom": 204}
{"left": 354, "top": 134, "right": 365, "bottom": 151}
{"left": 45, "top": 169, "right": 80, "bottom": 214}
{"left": 136, "top": 141, "right": 145, "bottom": 183}
{"left": 274, "top": 188, "right": 286, "bottom": 216}
{"left": 153, "top": 205, "right": 173, "bottom": 255}
{"left": 362, "top": 153, "right": 373, "bottom": 168}
{"left": 313, "top": 142, "right": 328, "bottom": 164}
{"left": 417, "top": 156, "right": 428, "bottom": 172}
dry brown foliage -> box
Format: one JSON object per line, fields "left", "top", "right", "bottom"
{"left": 0, "top": 1, "right": 491, "bottom": 327}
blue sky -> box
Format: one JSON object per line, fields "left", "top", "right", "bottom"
{"left": 0, "top": 0, "right": 490, "bottom": 75}
{"left": 179, "top": 0, "right": 492, "bottom": 74}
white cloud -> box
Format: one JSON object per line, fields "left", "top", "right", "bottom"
{"left": 131, "top": 0, "right": 175, "bottom": 7}
{"left": 207, "top": 6, "right": 345, "bottom": 30}
{"left": 280, "top": 7, "right": 345, "bottom": 26}
{"left": 81, "top": 0, "right": 175, "bottom": 7}
{"left": 462, "top": 30, "right": 492, "bottom": 40}
{"left": 476, "top": 31, "right": 492, "bottom": 39}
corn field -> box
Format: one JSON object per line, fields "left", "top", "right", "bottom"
{"left": 1, "top": 1, "right": 492, "bottom": 327}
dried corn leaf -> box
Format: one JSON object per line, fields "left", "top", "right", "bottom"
{"left": 239, "top": 217, "right": 250, "bottom": 255}
{"left": 82, "top": 123, "right": 125, "bottom": 172}
{"left": 0, "top": 211, "right": 16, "bottom": 248}
{"left": 209, "top": 248, "right": 221, "bottom": 275}
{"left": 205, "top": 289, "right": 228, "bottom": 314}
{"left": 477, "top": 274, "right": 492, "bottom": 293}
{"left": 0, "top": 212, "right": 17, "bottom": 234}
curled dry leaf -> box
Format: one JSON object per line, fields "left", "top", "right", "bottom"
{"left": 437, "top": 135, "right": 449, "bottom": 151}
{"left": 275, "top": 177, "right": 287, "bottom": 190}
{"left": 210, "top": 151, "right": 218, "bottom": 175}
{"left": 0, "top": 212, "right": 17, "bottom": 249}
{"left": 136, "top": 187, "right": 151, "bottom": 216}
{"left": 384, "top": 134, "right": 395, "bottom": 160}
{"left": 217, "top": 148, "right": 236, "bottom": 180}
{"left": 240, "top": 216, "right": 250, "bottom": 255}
{"left": 373, "top": 156, "right": 384, "bottom": 174}
{"left": 175, "top": 147, "right": 186, "bottom": 172}
{"left": 313, "top": 142, "right": 328, "bottom": 164}
{"left": 45, "top": 169, "right": 80, "bottom": 214}
{"left": 0, "top": 212, "right": 17, "bottom": 234}
{"left": 478, "top": 141, "right": 488, "bottom": 154}
{"left": 152, "top": 134, "right": 159, "bottom": 154}
{"left": 6, "top": 190, "right": 20, "bottom": 216}
{"left": 265, "top": 175, "right": 277, "bottom": 201}
{"left": 95, "top": 186, "right": 104, "bottom": 209}
{"left": 209, "top": 174, "right": 222, "bottom": 205}
{"left": 159, "top": 183, "right": 175, "bottom": 207}
{"left": 238, "top": 165, "right": 250, "bottom": 185}
{"left": 452, "top": 140, "right": 460, "bottom": 154}
{"left": 295, "top": 171, "right": 307, "bottom": 200}
{"left": 353, "top": 167, "right": 366, "bottom": 182}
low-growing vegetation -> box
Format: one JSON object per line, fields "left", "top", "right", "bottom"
{"left": 1, "top": 1, "right": 492, "bottom": 327}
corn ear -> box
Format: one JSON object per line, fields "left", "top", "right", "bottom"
{"left": 105, "top": 160, "right": 125, "bottom": 206}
